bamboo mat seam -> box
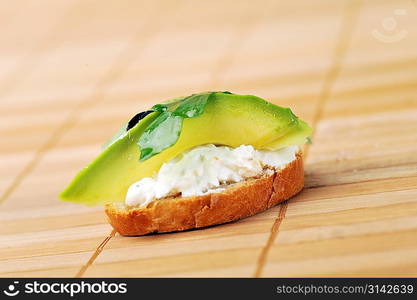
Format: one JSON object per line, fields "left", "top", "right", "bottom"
{"left": 2, "top": 0, "right": 414, "bottom": 277}
{"left": 253, "top": 0, "right": 363, "bottom": 277}
{"left": 75, "top": 229, "right": 116, "bottom": 278}
{"left": 0, "top": 0, "right": 176, "bottom": 205}
{"left": 74, "top": 0, "right": 278, "bottom": 278}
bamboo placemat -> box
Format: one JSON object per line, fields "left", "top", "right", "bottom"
{"left": 1, "top": 0, "right": 416, "bottom": 277}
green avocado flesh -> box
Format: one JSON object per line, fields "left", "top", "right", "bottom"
{"left": 60, "top": 92, "right": 312, "bottom": 206}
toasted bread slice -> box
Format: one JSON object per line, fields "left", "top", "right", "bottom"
{"left": 105, "top": 152, "right": 303, "bottom": 236}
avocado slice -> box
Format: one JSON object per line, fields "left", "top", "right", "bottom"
{"left": 61, "top": 92, "right": 312, "bottom": 206}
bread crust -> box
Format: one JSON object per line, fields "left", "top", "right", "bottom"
{"left": 105, "top": 153, "right": 304, "bottom": 236}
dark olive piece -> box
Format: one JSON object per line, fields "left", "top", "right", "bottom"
{"left": 126, "top": 110, "right": 153, "bottom": 131}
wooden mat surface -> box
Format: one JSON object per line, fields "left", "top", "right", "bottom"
{"left": 1, "top": 0, "right": 416, "bottom": 277}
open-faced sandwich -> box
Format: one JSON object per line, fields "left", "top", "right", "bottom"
{"left": 61, "top": 92, "right": 312, "bottom": 236}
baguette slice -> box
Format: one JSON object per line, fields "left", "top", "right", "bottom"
{"left": 105, "top": 152, "right": 304, "bottom": 236}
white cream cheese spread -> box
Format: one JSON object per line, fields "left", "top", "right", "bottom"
{"left": 125, "top": 144, "right": 299, "bottom": 207}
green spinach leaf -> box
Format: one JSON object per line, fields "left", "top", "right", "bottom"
{"left": 138, "top": 112, "right": 183, "bottom": 161}
{"left": 138, "top": 91, "right": 233, "bottom": 161}
{"left": 173, "top": 92, "right": 211, "bottom": 118}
